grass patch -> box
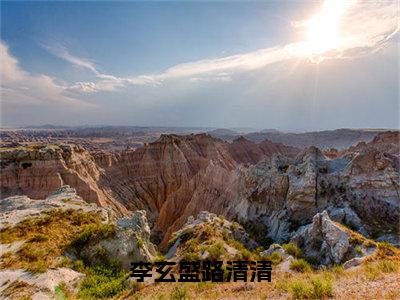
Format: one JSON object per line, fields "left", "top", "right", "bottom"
{"left": 167, "top": 227, "right": 196, "bottom": 249}
{"left": 333, "top": 221, "right": 375, "bottom": 247}
{"left": 282, "top": 243, "right": 302, "bottom": 258}
{"left": 54, "top": 282, "right": 73, "bottom": 300}
{"left": 1, "top": 280, "right": 41, "bottom": 299}
{"left": 0, "top": 209, "right": 109, "bottom": 273}
{"left": 363, "top": 259, "right": 400, "bottom": 280}
{"left": 225, "top": 238, "right": 254, "bottom": 260}
{"left": 69, "top": 223, "right": 117, "bottom": 252}
{"left": 169, "top": 285, "right": 188, "bottom": 300}
{"left": 77, "top": 260, "right": 129, "bottom": 298}
{"left": 201, "top": 241, "right": 225, "bottom": 260}
{"left": 375, "top": 242, "right": 400, "bottom": 258}
{"left": 284, "top": 274, "right": 333, "bottom": 299}
{"left": 262, "top": 251, "right": 284, "bottom": 265}
{"left": 290, "top": 259, "right": 312, "bottom": 273}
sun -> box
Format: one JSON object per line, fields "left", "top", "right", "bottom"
{"left": 301, "top": 0, "right": 354, "bottom": 56}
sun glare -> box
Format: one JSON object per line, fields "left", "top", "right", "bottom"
{"left": 301, "top": 0, "right": 355, "bottom": 56}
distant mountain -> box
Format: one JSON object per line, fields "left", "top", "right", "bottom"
{"left": 207, "top": 128, "right": 239, "bottom": 141}
{"left": 230, "top": 128, "right": 393, "bottom": 150}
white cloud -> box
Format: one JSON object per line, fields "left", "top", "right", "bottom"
{"left": 0, "top": 42, "right": 93, "bottom": 108}
{"left": 43, "top": 44, "right": 99, "bottom": 75}
{"left": 43, "top": 0, "right": 398, "bottom": 94}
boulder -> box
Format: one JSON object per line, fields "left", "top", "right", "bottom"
{"left": 260, "top": 244, "right": 285, "bottom": 257}
{"left": 343, "top": 257, "right": 366, "bottom": 269}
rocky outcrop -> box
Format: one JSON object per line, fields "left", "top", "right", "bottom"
{"left": 291, "top": 211, "right": 351, "bottom": 265}
{"left": 0, "top": 145, "right": 129, "bottom": 216}
{"left": 0, "top": 268, "right": 84, "bottom": 300}
{"left": 232, "top": 132, "right": 399, "bottom": 244}
{"left": 1, "top": 131, "right": 398, "bottom": 249}
{"left": 227, "top": 136, "right": 299, "bottom": 165}
{"left": 260, "top": 244, "right": 286, "bottom": 257}
{"left": 0, "top": 187, "right": 158, "bottom": 299}
{"left": 1, "top": 134, "right": 298, "bottom": 246}
{"left": 73, "top": 210, "right": 156, "bottom": 270}
{"left": 166, "top": 211, "right": 257, "bottom": 260}
{"left": 0, "top": 185, "right": 111, "bottom": 228}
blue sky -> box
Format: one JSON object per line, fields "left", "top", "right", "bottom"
{"left": 1, "top": 1, "right": 398, "bottom": 130}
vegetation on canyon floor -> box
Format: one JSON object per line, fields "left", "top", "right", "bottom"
{"left": 1, "top": 209, "right": 400, "bottom": 299}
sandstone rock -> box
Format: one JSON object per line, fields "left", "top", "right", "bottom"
{"left": 0, "top": 144, "right": 129, "bottom": 216}
{"left": 1, "top": 131, "right": 398, "bottom": 251}
{"left": 291, "top": 211, "right": 350, "bottom": 265}
{"left": 0, "top": 186, "right": 110, "bottom": 228}
{"left": 231, "top": 132, "right": 399, "bottom": 246}
{"left": 76, "top": 210, "right": 156, "bottom": 270}
{"left": 0, "top": 268, "right": 84, "bottom": 299}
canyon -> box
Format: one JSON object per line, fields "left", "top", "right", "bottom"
{"left": 1, "top": 130, "right": 398, "bottom": 248}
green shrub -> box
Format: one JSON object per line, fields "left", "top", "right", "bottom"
{"left": 182, "top": 251, "right": 201, "bottom": 261}
{"left": 204, "top": 241, "right": 225, "bottom": 260}
{"left": 226, "top": 238, "right": 254, "bottom": 260}
{"left": 289, "top": 279, "right": 313, "bottom": 299}
{"left": 240, "top": 248, "right": 253, "bottom": 260}
{"left": 355, "top": 245, "right": 363, "bottom": 255}
{"left": 283, "top": 243, "right": 302, "bottom": 258}
{"left": 331, "top": 265, "right": 345, "bottom": 276}
{"left": 73, "top": 259, "right": 86, "bottom": 273}
{"left": 69, "top": 223, "right": 117, "bottom": 251}
{"left": 152, "top": 254, "right": 167, "bottom": 263}
{"left": 311, "top": 275, "right": 334, "bottom": 298}
{"left": 288, "top": 275, "right": 333, "bottom": 299}
{"left": 290, "top": 259, "right": 312, "bottom": 273}
{"left": 54, "top": 282, "right": 72, "bottom": 300}
{"left": 167, "top": 234, "right": 179, "bottom": 249}
{"left": 378, "top": 259, "right": 399, "bottom": 273}
{"left": 363, "top": 259, "right": 399, "bottom": 280}
{"left": 263, "top": 251, "right": 284, "bottom": 265}
{"left": 180, "top": 228, "right": 195, "bottom": 243}
{"left": 376, "top": 242, "right": 399, "bottom": 257}
{"left": 77, "top": 260, "right": 128, "bottom": 298}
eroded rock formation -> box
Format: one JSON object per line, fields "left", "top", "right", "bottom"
{"left": 0, "top": 131, "right": 398, "bottom": 247}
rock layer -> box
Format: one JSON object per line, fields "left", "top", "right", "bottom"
{"left": 1, "top": 131, "right": 398, "bottom": 247}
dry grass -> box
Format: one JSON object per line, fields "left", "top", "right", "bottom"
{"left": 333, "top": 221, "right": 376, "bottom": 247}
{"left": 1, "top": 280, "right": 42, "bottom": 299}
{"left": 0, "top": 209, "right": 110, "bottom": 273}
{"left": 122, "top": 240, "right": 400, "bottom": 300}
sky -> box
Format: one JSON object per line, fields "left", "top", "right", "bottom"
{"left": 0, "top": 0, "right": 398, "bottom": 131}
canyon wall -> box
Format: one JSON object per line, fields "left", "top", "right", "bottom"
{"left": 1, "top": 132, "right": 398, "bottom": 247}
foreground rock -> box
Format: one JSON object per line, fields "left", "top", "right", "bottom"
{"left": 0, "top": 185, "right": 110, "bottom": 228}
{"left": 0, "top": 187, "right": 157, "bottom": 298}
{"left": 291, "top": 211, "right": 375, "bottom": 266}
{"left": 0, "top": 268, "right": 84, "bottom": 300}
{"left": 166, "top": 211, "right": 257, "bottom": 261}
{"left": 70, "top": 210, "right": 157, "bottom": 270}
